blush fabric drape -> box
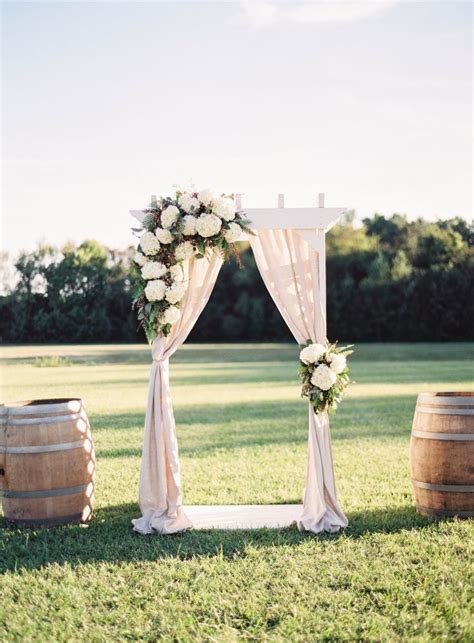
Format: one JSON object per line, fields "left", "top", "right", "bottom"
{"left": 132, "top": 252, "right": 223, "bottom": 535}
{"left": 249, "top": 229, "right": 348, "bottom": 533}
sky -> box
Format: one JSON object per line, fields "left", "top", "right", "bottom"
{"left": 2, "top": 0, "right": 472, "bottom": 254}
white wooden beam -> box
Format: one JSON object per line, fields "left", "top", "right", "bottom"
{"left": 242, "top": 207, "right": 346, "bottom": 232}
{"left": 130, "top": 206, "right": 346, "bottom": 231}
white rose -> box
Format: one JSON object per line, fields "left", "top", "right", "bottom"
{"left": 161, "top": 205, "right": 180, "bottom": 229}
{"left": 161, "top": 305, "right": 181, "bottom": 325}
{"left": 141, "top": 261, "right": 167, "bottom": 280}
{"left": 133, "top": 251, "right": 147, "bottom": 267}
{"left": 178, "top": 193, "right": 200, "bottom": 213}
{"left": 311, "top": 364, "right": 337, "bottom": 391}
{"left": 144, "top": 279, "right": 166, "bottom": 302}
{"left": 197, "top": 189, "right": 215, "bottom": 206}
{"left": 165, "top": 281, "right": 187, "bottom": 304}
{"left": 224, "top": 222, "right": 242, "bottom": 244}
{"left": 169, "top": 264, "right": 184, "bottom": 281}
{"left": 140, "top": 231, "right": 161, "bottom": 256}
{"left": 155, "top": 228, "right": 173, "bottom": 244}
{"left": 300, "top": 343, "right": 326, "bottom": 364}
{"left": 175, "top": 241, "right": 194, "bottom": 261}
{"left": 196, "top": 213, "right": 222, "bottom": 238}
{"left": 182, "top": 215, "right": 198, "bottom": 236}
{"left": 329, "top": 353, "right": 347, "bottom": 374}
{"left": 214, "top": 197, "right": 236, "bottom": 221}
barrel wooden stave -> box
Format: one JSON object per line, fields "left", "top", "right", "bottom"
{"left": 411, "top": 438, "right": 473, "bottom": 485}
{"left": 410, "top": 392, "right": 474, "bottom": 518}
{"left": 2, "top": 487, "right": 94, "bottom": 524}
{"left": 0, "top": 399, "right": 95, "bottom": 527}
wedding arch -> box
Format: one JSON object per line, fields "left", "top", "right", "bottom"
{"left": 130, "top": 193, "right": 349, "bottom": 535}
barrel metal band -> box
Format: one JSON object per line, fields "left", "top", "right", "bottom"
{"left": 6, "top": 412, "right": 86, "bottom": 426}
{"left": 412, "top": 479, "right": 474, "bottom": 493}
{"left": 0, "top": 484, "right": 89, "bottom": 499}
{"left": 415, "top": 406, "right": 474, "bottom": 416}
{"left": 411, "top": 430, "right": 474, "bottom": 441}
{"left": 0, "top": 440, "right": 89, "bottom": 454}
{"left": 416, "top": 505, "right": 474, "bottom": 518}
{"left": 6, "top": 513, "right": 85, "bottom": 526}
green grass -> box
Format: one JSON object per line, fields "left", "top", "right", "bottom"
{"left": 1, "top": 343, "right": 473, "bottom": 641}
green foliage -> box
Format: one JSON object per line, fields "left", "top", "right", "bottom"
{"left": 0, "top": 240, "right": 137, "bottom": 343}
{"left": 0, "top": 215, "right": 472, "bottom": 343}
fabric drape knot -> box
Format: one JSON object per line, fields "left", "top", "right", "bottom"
{"left": 151, "top": 339, "right": 166, "bottom": 362}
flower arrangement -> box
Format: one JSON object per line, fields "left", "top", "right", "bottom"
{"left": 298, "top": 341, "right": 353, "bottom": 414}
{"left": 131, "top": 188, "right": 252, "bottom": 342}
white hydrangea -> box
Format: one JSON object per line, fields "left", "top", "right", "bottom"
{"left": 197, "top": 188, "right": 215, "bottom": 206}
{"left": 196, "top": 213, "right": 222, "bottom": 238}
{"left": 328, "top": 353, "right": 347, "bottom": 374}
{"left": 141, "top": 261, "right": 167, "bottom": 280}
{"left": 165, "top": 281, "right": 187, "bottom": 304}
{"left": 224, "top": 222, "right": 242, "bottom": 244}
{"left": 178, "top": 193, "right": 200, "bottom": 213}
{"left": 161, "top": 305, "right": 181, "bottom": 325}
{"left": 182, "top": 215, "right": 198, "bottom": 236}
{"left": 155, "top": 228, "right": 174, "bottom": 244}
{"left": 140, "top": 231, "right": 161, "bottom": 256}
{"left": 133, "top": 251, "right": 147, "bottom": 267}
{"left": 311, "top": 364, "right": 337, "bottom": 391}
{"left": 214, "top": 197, "right": 236, "bottom": 221}
{"left": 144, "top": 279, "right": 166, "bottom": 302}
{"left": 161, "top": 205, "right": 180, "bottom": 229}
{"left": 175, "top": 241, "right": 194, "bottom": 261}
{"left": 300, "top": 343, "right": 326, "bottom": 364}
{"left": 169, "top": 264, "right": 184, "bottom": 281}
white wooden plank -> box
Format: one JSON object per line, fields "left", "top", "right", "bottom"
{"left": 243, "top": 207, "right": 346, "bottom": 231}
{"left": 130, "top": 207, "right": 346, "bottom": 231}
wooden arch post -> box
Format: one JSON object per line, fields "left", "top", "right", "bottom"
{"left": 236, "top": 193, "right": 346, "bottom": 323}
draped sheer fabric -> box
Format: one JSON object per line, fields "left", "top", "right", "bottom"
{"left": 132, "top": 231, "right": 347, "bottom": 535}
{"left": 250, "top": 229, "right": 348, "bottom": 533}
{"left": 132, "top": 252, "right": 223, "bottom": 534}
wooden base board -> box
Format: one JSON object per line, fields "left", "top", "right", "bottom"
{"left": 185, "top": 504, "right": 303, "bottom": 530}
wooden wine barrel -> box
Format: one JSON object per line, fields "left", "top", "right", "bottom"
{"left": 0, "top": 398, "right": 95, "bottom": 526}
{"left": 410, "top": 392, "right": 474, "bottom": 517}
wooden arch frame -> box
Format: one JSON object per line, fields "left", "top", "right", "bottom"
{"left": 131, "top": 192, "right": 346, "bottom": 321}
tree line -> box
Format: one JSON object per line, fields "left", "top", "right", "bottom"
{"left": 1, "top": 213, "right": 472, "bottom": 343}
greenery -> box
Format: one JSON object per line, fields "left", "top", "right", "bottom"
{"left": 298, "top": 341, "right": 353, "bottom": 414}
{"left": 1, "top": 343, "right": 473, "bottom": 641}
{"left": 0, "top": 214, "right": 472, "bottom": 344}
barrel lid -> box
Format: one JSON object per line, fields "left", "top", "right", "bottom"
{"left": 5, "top": 398, "right": 83, "bottom": 415}
{"left": 417, "top": 392, "right": 474, "bottom": 406}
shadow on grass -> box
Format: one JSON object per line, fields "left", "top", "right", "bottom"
{"left": 0, "top": 502, "right": 443, "bottom": 574}
{"left": 91, "top": 396, "right": 416, "bottom": 460}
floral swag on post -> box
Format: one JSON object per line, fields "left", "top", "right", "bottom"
{"left": 131, "top": 189, "right": 253, "bottom": 343}
{"left": 299, "top": 341, "right": 353, "bottom": 414}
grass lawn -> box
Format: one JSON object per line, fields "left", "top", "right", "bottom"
{"left": 1, "top": 342, "right": 473, "bottom": 641}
